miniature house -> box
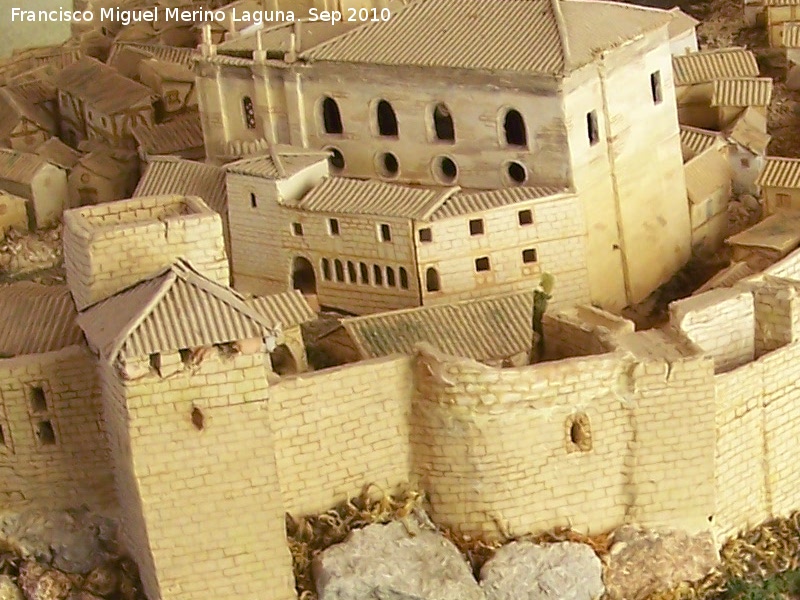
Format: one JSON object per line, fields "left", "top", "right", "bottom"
{"left": 672, "top": 48, "right": 763, "bottom": 130}
{"left": 0, "top": 87, "right": 56, "bottom": 153}
{"left": 67, "top": 150, "right": 140, "bottom": 206}
{"left": 51, "top": 57, "right": 156, "bottom": 149}
{"left": 726, "top": 108, "right": 771, "bottom": 195}
{"left": 0, "top": 191, "right": 28, "bottom": 237}
{"left": 756, "top": 156, "right": 800, "bottom": 214}
{"left": 0, "top": 148, "right": 69, "bottom": 229}
{"left": 765, "top": 0, "right": 800, "bottom": 47}
{"left": 200, "top": 0, "right": 694, "bottom": 310}
{"left": 35, "top": 137, "right": 83, "bottom": 173}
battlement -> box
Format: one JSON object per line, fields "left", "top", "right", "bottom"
{"left": 63, "top": 194, "right": 229, "bottom": 310}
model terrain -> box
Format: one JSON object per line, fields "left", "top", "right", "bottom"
{"left": 3, "top": 0, "right": 800, "bottom": 599}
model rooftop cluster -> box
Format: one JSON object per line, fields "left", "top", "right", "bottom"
{"left": 2, "top": 0, "right": 800, "bottom": 599}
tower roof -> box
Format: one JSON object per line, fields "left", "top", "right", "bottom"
{"left": 77, "top": 260, "right": 280, "bottom": 364}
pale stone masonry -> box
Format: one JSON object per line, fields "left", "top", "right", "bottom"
{"left": 63, "top": 194, "right": 229, "bottom": 310}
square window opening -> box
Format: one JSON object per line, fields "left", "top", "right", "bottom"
{"left": 37, "top": 421, "right": 56, "bottom": 446}
{"left": 292, "top": 223, "right": 304, "bottom": 236}
{"left": 419, "top": 228, "right": 432, "bottom": 243}
{"left": 29, "top": 386, "right": 47, "bottom": 413}
{"left": 523, "top": 248, "right": 538, "bottom": 264}
{"left": 518, "top": 210, "right": 533, "bottom": 226}
{"left": 475, "top": 257, "right": 491, "bottom": 272}
{"left": 469, "top": 219, "right": 484, "bottom": 236}
{"left": 379, "top": 223, "right": 392, "bottom": 242}
{"left": 328, "top": 218, "right": 340, "bottom": 236}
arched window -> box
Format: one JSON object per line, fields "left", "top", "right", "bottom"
{"left": 321, "top": 96, "right": 343, "bottom": 134}
{"left": 373, "top": 264, "right": 383, "bottom": 286}
{"left": 426, "top": 267, "right": 441, "bottom": 292}
{"left": 360, "top": 262, "right": 369, "bottom": 284}
{"left": 399, "top": 267, "right": 409, "bottom": 289}
{"left": 321, "top": 258, "right": 331, "bottom": 280}
{"left": 242, "top": 96, "right": 256, "bottom": 130}
{"left": 334, "top": 259, "right": 345, "bottom": 282}
{"left": 386, "top": 267, "right": 396, "bottom": 287}
{"left": 432, "top": 103, "right": 455, "bottom": 142}
{"left": 347, "top": 261, "right": 357, "bottom": 283}
{"left": 503, "top": 109, "right": 527, "bottom": 146}
{"left": 376, "top": 100, "right": 398, "bottom": 136}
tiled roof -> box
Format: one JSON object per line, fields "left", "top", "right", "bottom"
{"left": 684, "top": 147, "right": 729, "bottom": 205}
{"left": 297, "top": 177, "right": 458, "bottom": 220}
{"left": 342, "top": 290, "right": 534, "bottom": 363}
{"left": 302, "top": 0, "right": 671, "bottom": 76}
{"left": 756, "top": 157, "right": 800, "bottom": 188}
{"left": 672, "top": 48, "right": 759, "bottom": 85}
{"left": 35, "top": 137, "right": 83, "bottom": 170}
{"left": 245, "top": 290, "right": 316, "bottom": 328}
{"left": 432, "top": 186, "right": 567, "bottom": 220}
{"left": 784, "top": 22, "right": 800, "bottom": 46}
{"left": 765, "top": 0, "right": 800, "bottom": 6}
{"left": 77, "top": 260, "right": 280, "bottom": 364}
{"left": 108, "top": 42, "right": 199, "bottom": 67}
{"left": 711, "top": 77, "right": 773, "bottom": 107}
{"left": 225, "top": 150, "right": 328, "bottom": 179}
{"left": 0, "top": 87, "right": 56, "bottom": 140}
{"left": 134, "top": 157, "right": 227, "bottom": 216}
{"left": 679, "top": 125, "right": 723, "bottom": 161}
{"left": 218, "top": 20, "right": 361, "bottom": 54}
{"left": 132, "top": 112, "right": 204, "bottom": 156}
{"left": 51, "top": 56, "right": 154, "bottom": 115}
{"left": 0, "top": 149, "right": 53, "bottom": 186}
{"left": 0, "top": 46, "right": 81, "bottom": 83}
{"left": 0, "top": 283, "right": 83, "bottom": 357}
{"left": 726, "top": 107, "right": 770, "bottom": 155}
{"left": 727, "top": 211, "right": 800, "bottom": 252}
{"left": 5, "top": 80, "right": 57, "bottom": 107}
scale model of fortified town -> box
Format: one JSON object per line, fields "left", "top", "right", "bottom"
{"left": 8, "top": 0, "right": 800, "bottom": 598}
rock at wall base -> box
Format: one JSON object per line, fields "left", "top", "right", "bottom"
{"left": 313, "top": 520, "right": 484, "bottom": 600}
{"left": 479, "top": 541, "right": 604, "bottom": 600}
{"left": 0, "top": 576, "right": 23, "bottom": 600}
{"left": 603, "top": 526, "right": 719, "bottom": 600}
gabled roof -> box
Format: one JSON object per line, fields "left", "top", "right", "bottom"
{"left": 245, "top": 290, "right": 316, "bottom": 328}
{"left": 0, "top": 283, "right": 83, "bottom": 357}
{"left": 726, "top": 107, "right": 770, "bottom": 155}
{"left": 342, "top": 290, "right": 534, "bottom": 363}
{"left": 431, "top": 186, "right": 568, "bottom": 220}
{"left": 667, "top": 7, "right": 699, "bottom": 38}
{"left": 302, "top": 0, "right": 671, "bottom": 77}
{"left": 51, "top": 56, "right": 154, "bottom": 115}
{"left": 685, "top": 147, "right": 729, "bottom": 205}
{"left": 784, "top": 22, "right": 800, "bottom": 47}
{"left": 77, "top": 260, "right": 280, "bottom": 364}
{"left": 727, "top": 211, "right": 800, "bottom": 252}
{"left": 36, "top": 137, "right": 83, "bottom": 170}
{"left": 74, "top": 152, "right": 129, "bottom": 179}
{"left": 0, "top": 87, "right": 56, "bottom": 140}
{"left": 757, "top": 157, "right": 800, "bottom": 188}
{"left": 0, "top": 149, "right": 55, "bottom": 186}
{"left": 672, "top": 48, "right": 759, "bottom": 85}
{"left": 7, "top": 80, "right": 57, "bottom": 107}
{"left": 298, "top": 177, "right": 459, "bottom": 220}
{"left": 108, "top": 42, "right": 199, "bottom": 68}
{"left": 679, "top": 125, "right": 724, "bottom": 162}
{"left": 132, "top": 111, "right": 204, "bottom": 156}
{"left": 134, "top": 157, "right": 227, "bottom": 216}
{"left": 225, "top": 149, "right": 329, "bottom": 179}
{"left": 711, "top": 77, "right": 773, "bottom": 107}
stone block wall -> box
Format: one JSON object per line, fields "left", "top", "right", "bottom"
{"left": 63, "top": 195, "right": 229, "bottom": 310}
{"left": 0, "top": 346, "right": 114, "bottom": 508}
{"left": 542, "top": 306, "right": 633, "bottom": 360}
{"left": 670, "top": 288, "right": 755, "bottom": 372}
{"left": 270, "top": 356, "right": 414, "bottom": 516}
{"left": 105, "top": 349, "right": 294, "bottom": 600}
